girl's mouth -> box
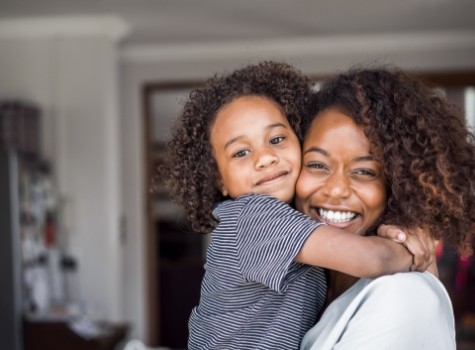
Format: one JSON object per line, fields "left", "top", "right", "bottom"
{"left": 255, "top": 171, "right": 288, "bottom": 186}
{"left": 317, "top": 208, "right": 358, "bottom": 224}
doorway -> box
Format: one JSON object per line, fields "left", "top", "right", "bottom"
{"left": 142, "top": 81, "right": 205, "bottom": 348}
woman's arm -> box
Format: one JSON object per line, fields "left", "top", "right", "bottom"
{"left": 295, "top": 225, "right": 413, "bottom": 278}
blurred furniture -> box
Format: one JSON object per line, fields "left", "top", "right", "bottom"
{"left": 23, "top": 319, "right": 128, "bottom": 350}
{"left": 0, "top": 149, "right": 23, "bottom": 350}
{"left": 123, "top": 339, "right": 170, "bottom": 350}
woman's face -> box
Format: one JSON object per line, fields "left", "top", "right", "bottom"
{"left": 295, "top": 108, "right": 387, "bottom": 236}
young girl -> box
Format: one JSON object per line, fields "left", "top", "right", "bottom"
{"left": 159, "top": 62, "right": 425, "bottom": 349}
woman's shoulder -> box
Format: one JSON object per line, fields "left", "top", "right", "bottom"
{"left": 302, "top": 274, "right": 455, "bottom": 350}
{"left": 369, "top": 271, "right": 444, "bottom": 292}
{"left": 361, "top": 272, "right": 453, "bottom": 314}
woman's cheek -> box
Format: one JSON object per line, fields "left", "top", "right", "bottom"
{"left": 295, "top": 171, "right": 312, "bottom": 211}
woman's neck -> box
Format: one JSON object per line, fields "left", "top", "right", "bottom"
{"left": 325, "top": 270, "right": 359, "bottom": 306}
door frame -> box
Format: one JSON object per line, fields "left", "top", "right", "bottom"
{"left": 142, "top": 81, "right": 203, "bottom": 345}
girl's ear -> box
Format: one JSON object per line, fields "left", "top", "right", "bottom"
{"left": 216, "top": 175, "right": 228, "bottom": 197}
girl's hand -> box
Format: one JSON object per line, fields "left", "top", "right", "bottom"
{"left": 377, "top": 224, "right": 439, "bottom": 277}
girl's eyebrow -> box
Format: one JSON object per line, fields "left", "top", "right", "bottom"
{"left": 224, "top": 122, "right": 288, "bottom": 150}
{"left": 224, "top": 135, "right": 244, "bottom": 150}
{"left": 303, "top": 146, "right": 376, "bottom": 162}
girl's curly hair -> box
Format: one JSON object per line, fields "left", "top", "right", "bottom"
{"left": 302, "top": 67, "right": 475, "bottom": 256}
{"left": 157, "top": 61, "right": 312, "bottom": 233}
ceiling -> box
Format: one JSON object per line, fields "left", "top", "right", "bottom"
{"left": 0, "top": 0, "right": 474, "bottom": 46}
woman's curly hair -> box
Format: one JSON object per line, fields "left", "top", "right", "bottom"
{"left": 302, "top": 67, "right": 475, "bottom": 256}
{"left": 157, "top": 61, "right": 312, "bottom": 234}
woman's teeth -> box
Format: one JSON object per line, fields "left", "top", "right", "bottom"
{"left": 319, "top": 208, "right": 356, "bottom": 223}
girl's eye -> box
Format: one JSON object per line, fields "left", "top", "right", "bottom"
{"left": 270, "top": 136, "right": 285, "bottom": 145}
{"left": 233, "top": 149, "right": 250, "bottom": 158}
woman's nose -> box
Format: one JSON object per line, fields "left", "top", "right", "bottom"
{"left": 255, "top": 148, "right": 278, "bottom": 169}
{"left": 323, "top": 171, "right": 351, "bottom": 199}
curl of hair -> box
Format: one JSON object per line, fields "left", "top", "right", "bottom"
{"left": 303, "top": 67, "right": 475, "bottom": 256}
{"left": 156, "top": 61, "right": 312, "bottom": 233}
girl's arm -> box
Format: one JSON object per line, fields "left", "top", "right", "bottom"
{"left": 377, "top": 224, "right": 439, "bottom": 277}
{"left": 295, "top": 225, "right": 413, "bottom": 278}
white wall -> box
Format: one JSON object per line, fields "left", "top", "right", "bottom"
{"left": 466, "top": 88, "right": 475, "bottom": 130}
{"left": 53, "top": 36, "right": 124, "bottom": 321}
{"left": 0, "top": 16, "right": 128, "bottom": 323}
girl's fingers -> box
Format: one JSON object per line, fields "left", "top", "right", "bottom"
{"left": 378, "top": 224, "right": 437, "bottom": 272}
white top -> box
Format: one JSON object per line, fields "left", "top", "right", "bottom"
{"left": 301, "top": 271, "right": 456, "bottom": 350}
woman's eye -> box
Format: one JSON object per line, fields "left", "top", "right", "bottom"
{"left": 233, "top": 149, "right": 249, "bottom": 158}
{"left": 270, "top": 136, "right": 285, "bottom": 145}
{"left": 306, "top": 162, "right": 328, "bottom": 170}
{"left": 353, "top": 169, "right": 377, "bottom": 177}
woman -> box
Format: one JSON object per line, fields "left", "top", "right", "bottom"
{"left": 296, "top": 67, "right": 475, "bottom": 349}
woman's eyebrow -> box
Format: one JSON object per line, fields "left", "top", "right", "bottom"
{"left": 303, "top": 146, "right": 328, "bottom": 157}
{"left": 303, "top": 147, "right": 376, "bottom": 162}
{"left": 266, "top": 122, "right": 288, "bottom": 130}
{"left": 353, "top": 155, "right": 376, "bottom": 162}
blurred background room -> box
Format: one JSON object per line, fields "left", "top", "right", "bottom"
{"left": 0, "top": 1, "right": 474, "bottom": 349}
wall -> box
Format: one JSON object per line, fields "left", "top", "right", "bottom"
{"left": 0, "top": 16, "right": 129, "bottom": 324}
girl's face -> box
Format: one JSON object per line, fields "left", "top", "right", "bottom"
{"left": 295, "top": 108, "right": 387, "bottom": 236}
{"left": 210, "top": 95, "right": 301, "bottom": 203}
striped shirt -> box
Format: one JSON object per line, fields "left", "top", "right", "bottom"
{"left": 188, "top": 194, "right": 327, "bottom": 350}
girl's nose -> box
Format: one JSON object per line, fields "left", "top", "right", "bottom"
{"left": 323, "top": 171, "right": 351, "bottom": 199}
{"left": 255, "top": 148, "right": 278, "bottom": 169}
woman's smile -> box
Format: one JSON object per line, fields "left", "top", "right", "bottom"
{"left": 317, "top": 208, "right": 357, "bottom": 224}
{"left": 308, "top": 205, "right": 360, "bottom": 229}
